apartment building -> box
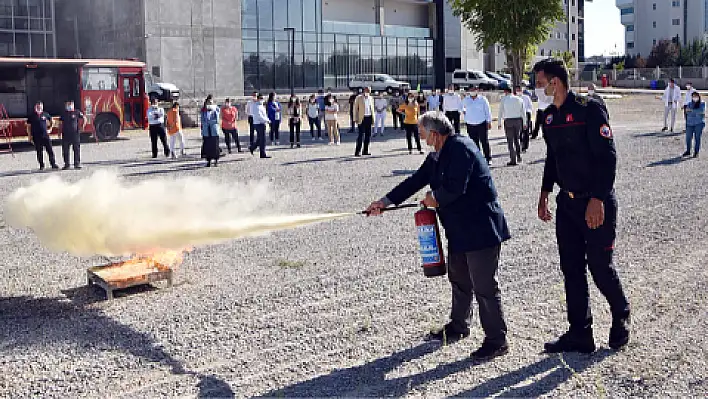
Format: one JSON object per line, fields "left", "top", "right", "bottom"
{"left": 617, "top": 0, "right": 708, "bottom": 57}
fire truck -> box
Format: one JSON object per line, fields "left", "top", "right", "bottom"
{"left": 0, "top": 57, "right": 150, "bottom": 142}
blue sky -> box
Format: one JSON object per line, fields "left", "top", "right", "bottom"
{"left": 585, "top": 0, "right": 625, "bottom": 57}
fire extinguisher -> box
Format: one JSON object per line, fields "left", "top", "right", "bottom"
{"left": 414, "top": 205, "right": 446, "bottom": 278}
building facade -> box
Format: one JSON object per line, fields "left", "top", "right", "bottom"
{"left": 0, "top": 0, "right": 57, "bottom": 57}
{"left": 617, "top": 0, "right": 708, "bottom": 57}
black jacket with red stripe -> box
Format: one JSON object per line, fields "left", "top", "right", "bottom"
{"left": 541, "top": 91, "right": 616, "bottom": 200}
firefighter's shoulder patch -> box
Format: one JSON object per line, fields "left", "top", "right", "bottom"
{"left": 575, "top": 96, "right": 588, "bottom": 106}
{"left": 599, "top": 124, "right": 613, "bottom": 139}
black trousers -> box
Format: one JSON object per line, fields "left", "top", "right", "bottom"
{"left": 222, "top": 128, "right": 241, "bottom": 152}
{"left": 392, "top": 110, "right": 403, "bottom": 130}
{"left": 445, "top": 111, "right": 461, "bottom": 134}
{"left": 289, "top": 119, "right": 301, "bottom": 145}
{"left": 149, "top": 124, "right": 169, "bottom": 158}
{"left": 308, "top": 116, "right": 322, "bottom": 138}
{"left": 355, "top": 116, "right": 373, "bottom": 155}
{"left": 249, "top": 123, "right": 268, "bottom": 158}
{"left": 349, "top": 108, "right": 356, "bottom": 132}
{"left": 61, "top": 134, "right": 81, "bottom": 167}
{"left": 248, "top": 116, "right": 255, "bottom": 145}
{"left": 521, "top": 112, "right": 531, "bottom": 151}
{"left": 448, "top": 245, "right": 507, "bottom": 346}
{"left": 467, "top": 122, "right": 491, "bottom": 161}
{"left": 556, "top": 191, "right": 630, "bottom": 333}
{"left": 403, "top": 123, "right": 422, "bottom": 152}
{"left": 33, "top": 135, "right": 56, "bottom": 168}
{"left": 532, "top": 109, "right": 544, "bottom": 138}
{"left": 269, "top": 120, "right": 280, "bottom": 142}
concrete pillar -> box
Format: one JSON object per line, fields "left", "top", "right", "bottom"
{"left": 703, "top": 66, "right": 708, "bottom": 79}
{"left": 655, "top": 66, "right": 660, "bottom": 80}
{"left": 376, "top": 0, "right": 384, "bottom": 36}
{"left": 612, "top": 68, "right": 617, "bottom": 81}
{"left": 679, "top": 66, "right": 682, "bottom": 79}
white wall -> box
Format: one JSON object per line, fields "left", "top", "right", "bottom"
{"left": 322, "top": 0, "right": 377, "bottom": 23}
{"left": 384, "top": 0, "right": 428, "bottom": 27}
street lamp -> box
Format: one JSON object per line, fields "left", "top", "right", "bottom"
{"left": 284, "top": 27, "right": 296, "bottom": 96}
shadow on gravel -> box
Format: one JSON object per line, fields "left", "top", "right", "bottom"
{"left": 453, "top": 350, "right": 615, "bottom": 397}
{"left": 122, "top": 159, "right": 245, "bottom": 177}
{"left": 646, "top": 156, "right": 691, "bottom": 168}
{"left": 0, "top": 295, "right": 235, "bottom": 398}
{"left": 261, "top": 343, "right": 615, "bottom": 397}
{"left": 633, "top": 131, "right": 683, "bottom": 138}
{"left": 281, "top": 152, "right": 407, "bottom": 166}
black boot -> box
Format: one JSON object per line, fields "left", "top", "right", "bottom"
{"left": 544, "top": 330, "right": 596, "bottom": 354}
{"left": 609, "top": 316, "right": 630, "bottom": 350}
{"left": 426, "top": 323, "right": 470, "bottom": 345}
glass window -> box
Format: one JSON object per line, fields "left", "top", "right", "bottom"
{"left": 672, "top": 19, "right": 680, "bottom": 25}
{"left": 303, "top": 0, "right": 317, "bottom": 31}
{"left": 273, "top": 3, "right": 287, "bottom": 29}
{"left": 304, "top": 42, "right": 317, "bottom": 53}
{"left": 82, "top": 67, "right": 118, "bottom": 91}
{"left": 653, "top": 21, "right": 656, "bottom": 28}
{"left": 242, "top": 0, "right": 258, "bottom": 29}
{"left": 243, "top": 39, "right": 258, "bottom": 53}
{"left": 288, "top": 0, "right": 302, "bottom": 30}
{"left": 30, "top": 33, "right": 44, "bottom": 56}
{"left": 620, "top": 7, "right": 633, "bottom": 15}
{"left": 257, "top": 0, "right": 272, "bottom": 29}
{"left": 653, "top": 3, "right": 656, "bottom": 10}
{"left": 626, "top": 25, "right": 634, "bottom": 32}
{"left": 627, "top": 42, "right": 634, "bottom": 49}
{"left": 303, "top": 32, "right": 318, "bottom": 42}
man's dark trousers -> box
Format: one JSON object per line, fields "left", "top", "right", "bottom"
{"left": 445, "top": 111, "right": 461, "bottom": 134}
{"left": 467, "top": 123, "right": 491, "bottom": 162}
{"left": 532, "top": 109, "right": 544, "bottom": 139}
{"left": 249, "top": 123, "right": 268, "bottom": 157}
{"left": 223, "top": 129, "right": 241, "bottom": 152}
{"left": 355, "top": 116, "right": 373, "bottom": 155}
{"left": 149, "top": 124, "right": 169, "bottom": 157}
{"left": 62, "top": 133, "right": 80, "bottom": 167}
{"left": 448, "top": 245, "right": 507, "bottom": 346}
{"left": 556, "top": 191, "right": 630, "bottom": 333}
{"left": 521, "top": 112, "right": 532, "bottom": 151}
{"left": 34, "top": 135, "right": 56, "bottom": 168}
{"left": 248, "top": 116, "right": 255, "bottom": 145}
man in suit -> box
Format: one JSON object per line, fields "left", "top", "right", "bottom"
{"left": 353, "top": 86, "right": 376, "bottom": 156}
{"left": 366, "top": 111, "right": 511, "bottom": 361}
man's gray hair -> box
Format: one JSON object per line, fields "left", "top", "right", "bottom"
{"left": 418, "top": 111, "right": 455, "bottom": 136}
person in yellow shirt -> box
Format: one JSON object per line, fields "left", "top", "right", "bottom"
{"left": 165, "top": 102, "right": 186, "bottom": 158}
{"left": 398, "top": 93, "right": 423, "bottom": 154}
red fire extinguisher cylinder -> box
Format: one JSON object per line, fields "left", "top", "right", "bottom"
{"left": 414, "top": 206, "right": 446, "bottom": 278}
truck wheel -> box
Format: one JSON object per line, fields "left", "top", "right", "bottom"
{"left": 94, "top": 114, "right": 121, "bottom": 141}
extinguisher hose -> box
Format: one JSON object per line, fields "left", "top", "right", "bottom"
{"left": 360, "top": 203, "right": 419, "bottom": 215}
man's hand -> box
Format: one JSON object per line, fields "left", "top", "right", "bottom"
{"left": 586, "top": 198, "right": 605, "bottom": 229}
{"left": 422, "top": 191, "right": 438, "bottom": 208}
{"left": 538, "top": 192, "right": 553, "bottom": 222}
{"left": 487, "top": 122, "right": 492, "bottom": 130}
{"left": 365, "top": 200, "right": 385, "bottom": 216}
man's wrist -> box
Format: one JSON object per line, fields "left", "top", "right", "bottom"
{"left": 379, "top": 197, "right": 393, "bottom": 207}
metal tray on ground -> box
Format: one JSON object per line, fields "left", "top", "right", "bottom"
{"left": 87, "top": 260, "right": 173, "bottom": 300}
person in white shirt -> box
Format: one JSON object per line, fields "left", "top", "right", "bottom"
{"left": 516, "top": 85, "right": 534, "bottom": 152}
{"left": 245, "top": 91, "right": 258, "bottom": 146}
{"left": 662, "top": 78, "right": 682, "bottom": 132}
{"left": 373, "top": 93, "right": 388, "bottom": 137}
{"left": 427, "top": 89, "right": 442, "bottom": 112}
{"left": 248, "top": 93, "right": 271, "bottom": 158}
{"left": 147, "top": 98, "right": 170, "bottom": 158}
{"left": 442, "top": 84, "right": 463, "bottom": 134}
{"left": 682, "top": 81, "right": 697, "bottom": 131}
{"left": 462, "top": 86, "right": 493, "bottom": 164}
{"left": 498, "top": 87, "right": 526, "bottom": 166}
{"left": 324, "top": 95, "right": 341, "bottom": 145}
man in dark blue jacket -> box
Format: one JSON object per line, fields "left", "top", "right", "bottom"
{"left": 366, "top": 111, "right": 511, "bottom": 360}
{"left": 26, "top": 101, "right": 58, "bottom": 170}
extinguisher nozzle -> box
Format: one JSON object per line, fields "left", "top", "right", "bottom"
{"left": 361, "top": 203, "right": 419, "bottom": 215}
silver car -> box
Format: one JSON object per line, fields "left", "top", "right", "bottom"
{"left": 349, "top": 74, "right": 410, "bottom": 94}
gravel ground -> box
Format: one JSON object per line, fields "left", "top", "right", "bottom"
{"left": 1, "top": 95, "right": 707, "bottom": 398}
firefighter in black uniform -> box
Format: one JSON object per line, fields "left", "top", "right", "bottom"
{"left": 26, "top": 101, "right": 58, "bottom": 170}
{"left": 533, "top": 59, "right": 630, "bottom": 353}
{"left": 59, "top": 100, "right": 85, "bottom": 170}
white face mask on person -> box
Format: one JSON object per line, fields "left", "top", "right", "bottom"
{"left": 693, "top": 96, "right": 700, "bottom": 102}
{"left": 587, "top": 89, "right": 595, "bottom": 95}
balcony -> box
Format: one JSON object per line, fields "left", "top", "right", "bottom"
{"left": 615, "top": 0, "right": 633, "bottom": 7}
{"left": 625, "top": 31, "right": 634, "bottom": 42}
{"left": 620, "top": 13, "right": 634, "bottom": 24}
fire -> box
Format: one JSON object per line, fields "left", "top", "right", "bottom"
{"left": 93, "top": 248, "right": 190, "bottom": 283}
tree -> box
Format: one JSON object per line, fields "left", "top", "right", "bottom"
{"left": 553, "top": 50, "right": 575, "bottom": 70}
{"left": 635, "top": 55, "right": 647, "bottom": 68}
{"left": 677, "top": 38, "right": 708, "bottom": 67}
{"left": 647, "top": 40, "right": 679, "bottom": 67}
{"left": 449, "top": 0, "right": 565, "bottom": 86}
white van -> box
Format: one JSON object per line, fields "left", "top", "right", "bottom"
{"left": 451, "top": 70, "right": 498, "bottom": 90}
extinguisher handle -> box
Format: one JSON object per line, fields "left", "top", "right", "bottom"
{"left": 361, "top": 203, "right": 418, "bottom": 215}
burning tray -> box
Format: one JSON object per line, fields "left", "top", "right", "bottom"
{"left": 87, "top": 258, "right": 173, "bottom": 300}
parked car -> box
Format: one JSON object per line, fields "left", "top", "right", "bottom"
{"left": 486, "top": 71, "right": 512, "bottom": 90}
{"left": 499, "top": 73, "right": 530, "bottom": 87}
{"left": 348, "top": 74, "right": 410, "bottom": 94}
{"left": 451, "top": 69, "right": 498, "bottom": 90}
{"left": 145, "top": 73, "right": 180, "bottom": 102}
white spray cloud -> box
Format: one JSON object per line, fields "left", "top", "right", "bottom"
{"left": 4, "top": 170, "right": 350, "bottom": 257}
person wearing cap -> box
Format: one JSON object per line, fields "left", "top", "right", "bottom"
{"left": 661, "top": 78, "right": 682, "bottom": 132}
{"left": 462, "top": 86, "right": 493, "bottom": 164}
{"left": 498, "top": 87, "right": 526, "bottom": 166}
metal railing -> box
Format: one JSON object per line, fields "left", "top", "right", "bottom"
{"left": 576, "top": 66, "right": 708, "bottom": 89}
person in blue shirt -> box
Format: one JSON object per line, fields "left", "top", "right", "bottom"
{"left": 684, "top": 91, "right": 704, "bottom": 158}
{"left": 366, "top": 111, "right": 511, "bottom": 361}
{"left": 200, "top": 95, "right": 220, "bottom": 167}
{"left": 266, "top": 92, "right": 282, "bottom": 145}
